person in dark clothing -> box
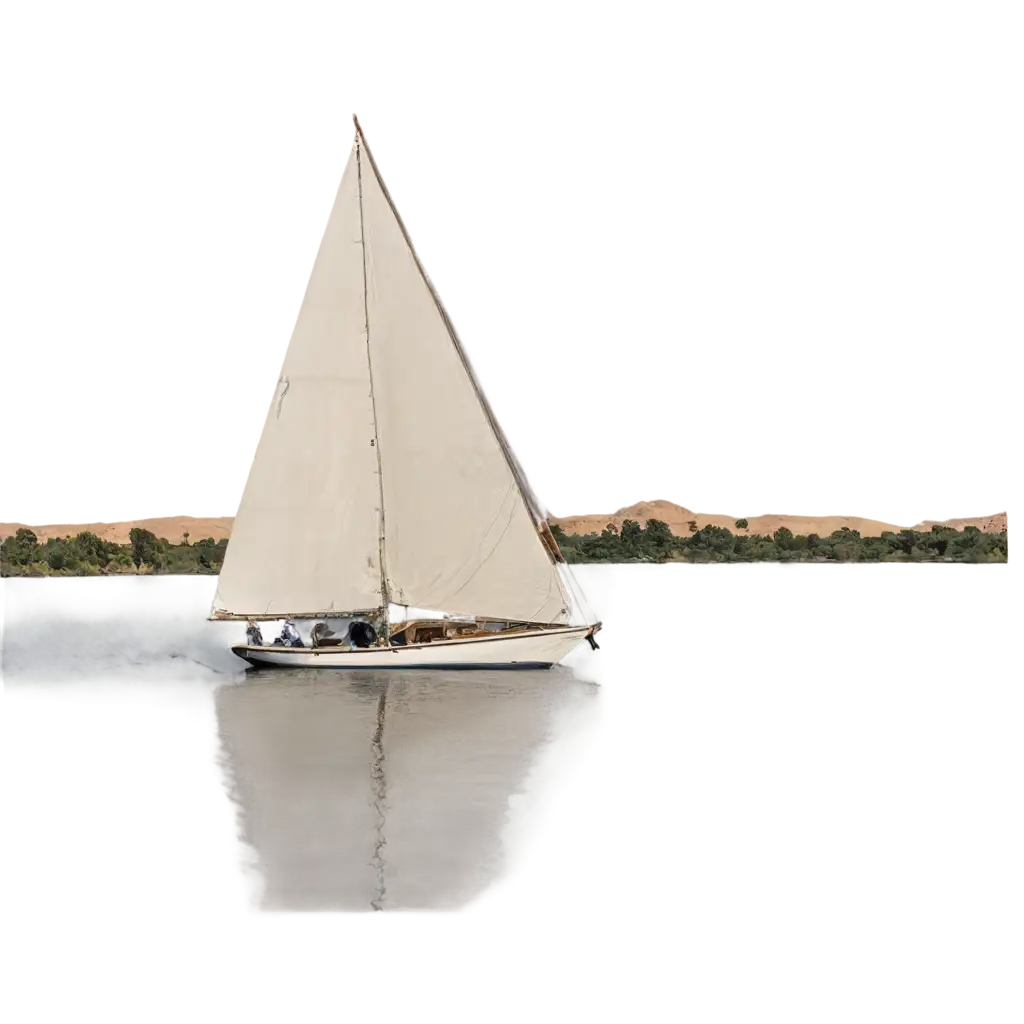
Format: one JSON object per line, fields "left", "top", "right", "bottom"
{"left": 347, "top": 620, "right": 377, "bottom": 648}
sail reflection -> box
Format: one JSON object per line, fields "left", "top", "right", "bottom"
{"left": 215, "top": 668, "right": 596, "bottom": 910}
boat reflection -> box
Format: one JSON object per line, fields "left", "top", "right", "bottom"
{"left": 215, "top": 668, "right": 596, "bottom": 910}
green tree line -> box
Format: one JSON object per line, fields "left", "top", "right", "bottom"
{"left": 1, "top": 528, "right": 228, "bottom": 576}
{"left": 550, "top": 520, "right": 1008, "bottom": 564}
{"left": 2, "top": 519, "right": 1007, "bottom": 576}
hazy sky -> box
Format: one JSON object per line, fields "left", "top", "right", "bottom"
{"left": 1, "top": 2, "right": 1018, "bottom": 527}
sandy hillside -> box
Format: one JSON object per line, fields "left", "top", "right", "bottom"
{"left": 550, "top": 500, "right": 1007, "bottom": 538}
{"left": 0, "top": 509, "right": 233, "bottom": 544}
{"left": 3, "top": 505, "right": 1006, "bottom": 545}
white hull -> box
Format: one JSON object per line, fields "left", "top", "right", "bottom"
{"left": 231, "top": 625, "right": 594, "bottom": 670}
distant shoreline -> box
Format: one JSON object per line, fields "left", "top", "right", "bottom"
{"left": 1, "top": 517, "right": 1008, "bottom": 576}
{"left": 0, "top": 503, "right": 1008, "bottom": 547}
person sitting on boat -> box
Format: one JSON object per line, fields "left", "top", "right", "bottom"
{"left": 311, "top": 614, "right": 339, "bottom": 647}
{"left": 346, "top": 620, "right": 377, "bottom": 648}
{"left": 278, "top": 620, "right": 304, "bottom": 647}
{"left": 245, "top": 621, "right": 264, "bottom": 646}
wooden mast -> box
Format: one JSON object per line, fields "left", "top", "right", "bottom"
{"left": 354, "top": 114, "right": 391, "bottom": 638}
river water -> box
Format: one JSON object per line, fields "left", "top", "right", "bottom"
{"left": 2, "top": 565, "right": 1020, "bottom": 1022}
{"left": 0, "top": 565, "right": 1019, "bottom": 925}
{"left": 4, "top": 565, "right": 1019, "bottom": 925}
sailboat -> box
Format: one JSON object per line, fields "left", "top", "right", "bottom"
{"left": 211, "top": 117, "right": 601, "bottom": 669}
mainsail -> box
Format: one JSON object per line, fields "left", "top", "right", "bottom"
{"left": 212, "top": 120, "right": 575, "bottom": 625}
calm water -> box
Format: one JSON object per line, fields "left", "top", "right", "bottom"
{"left": 2, "top": 565, "right": 1021, "bottom": 1022}
{"left": 1, "top": 574, "right": 596, "bottom": 912}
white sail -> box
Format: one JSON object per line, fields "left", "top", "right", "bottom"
{"left": 357, "top": 131, "right": 572, "bottom": 624}
{"left": 211, "top": 152, "right": 383, "bottom": 619}
{"left": 213, "top": 123, "right": 576, "bottom": 626}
